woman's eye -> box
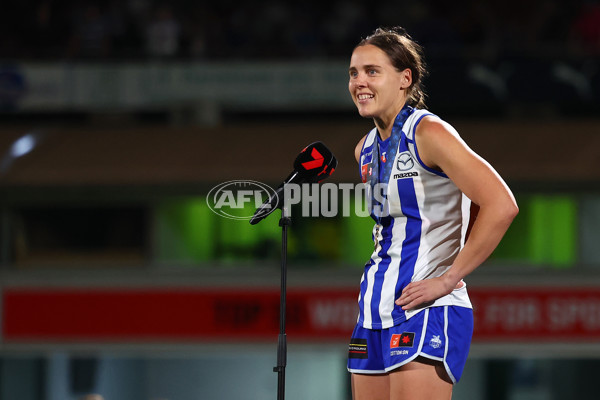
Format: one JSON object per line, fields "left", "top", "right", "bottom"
{"left": 368, "top": 69, "right": 376, "bottom": 75}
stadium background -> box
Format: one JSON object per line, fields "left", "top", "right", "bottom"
{"left": 1, "top": 1, "right": 600, "bottom": 399}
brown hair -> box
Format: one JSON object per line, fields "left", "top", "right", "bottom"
{"left": 356, "top": 27, "right": 428, "bottom": 109}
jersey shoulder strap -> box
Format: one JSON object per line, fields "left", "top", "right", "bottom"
{"left": 403, "top": 109, "right": 436, "bottom": 141}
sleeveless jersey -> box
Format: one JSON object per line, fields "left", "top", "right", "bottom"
{"left": 357, "top": 109, "right": 472, "bottom": 330}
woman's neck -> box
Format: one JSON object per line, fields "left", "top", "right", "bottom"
{"left": 374, "top": 102, "right": 407, "bottom": 140}
{"left": 374, "top": 118, "right": 392, "bottom": 140}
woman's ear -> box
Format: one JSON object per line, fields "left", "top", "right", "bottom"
{"left": 400, "top": 68, "right": 412, "bottom": 90}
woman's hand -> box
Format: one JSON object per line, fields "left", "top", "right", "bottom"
{"left": 395, "top": 277, "right": 463, "bottom": 311}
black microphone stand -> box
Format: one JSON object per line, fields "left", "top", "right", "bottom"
{"left": 250, "top": 186, "right": 290, "bottom": 400}
{"left": 274, "top": 201, "right": 290, "bottom": 400}
{"left": 249, "top": 141, "right": 337, "bottom": 400}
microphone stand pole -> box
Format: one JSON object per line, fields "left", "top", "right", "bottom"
{"left": 274, "top": 199, "right": 290, "bottom": 400}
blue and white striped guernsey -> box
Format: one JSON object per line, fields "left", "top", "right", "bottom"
{"left": 357, "top": 109, "right": 472, "bottom": 330}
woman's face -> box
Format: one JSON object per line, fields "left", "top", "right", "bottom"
{"left": 348, "top": 44, "right": 411, "bottom": 121}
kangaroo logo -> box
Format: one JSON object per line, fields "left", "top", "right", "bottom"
{"left": 429, "top": 335, "right": 442, "bottom": 349}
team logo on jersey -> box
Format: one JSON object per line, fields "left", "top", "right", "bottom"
{"left": 361, "top": 164, "right": 370, "bottom": 183}
{"left": 429, "top": 335, "right": 442, "bottom": 349}
{"left": 394, "top": 151, "right": 418, "bottom": 179}
{"left": 381, "top": 152, "right": 387, "bottom": 163}
{"left": 396, "top": 152, "right": 414, "bottom": 171}
{"left": 348, "top": 338, "right": 368, "bottom": 359}
{"left": 361, "top": 151, "right": 374, "bottom": 183}
{"left": 390, "top": 332, "right": 415, "bottom": 348}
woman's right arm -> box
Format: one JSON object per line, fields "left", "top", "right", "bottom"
{"left": 355, "top": 135, "right": 367, "bottom": 163}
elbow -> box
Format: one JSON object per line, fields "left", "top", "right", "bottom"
{"left": 485, "top": 197, "right": 518, "bottom": 226}
{"left": 504, "top": 199, "right": 519, "bottom": 224}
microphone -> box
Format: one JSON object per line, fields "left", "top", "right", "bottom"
{"left": 250, "top": 141, "right": 337, "bottom": 225}
{"left": 293, "top": 141, "right": 337, "bottom": 183}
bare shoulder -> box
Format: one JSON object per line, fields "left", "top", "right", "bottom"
{"left": 355, "top": 134, "right": 367, "bottom": 163}
{"left": 415, "top": 115, "right": 461, "bottom": 141}
{"left": 415, "top": 115, "right": 469, "bottom": 169}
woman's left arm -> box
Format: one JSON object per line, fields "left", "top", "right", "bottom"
{"left": 396, "top": 116, "right": 519, "bottom": 310}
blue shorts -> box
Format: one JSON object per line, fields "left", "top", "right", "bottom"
{"left": 347, "top": 306, "right": 473, "bottom": 383}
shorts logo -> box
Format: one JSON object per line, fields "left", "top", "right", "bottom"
{"left": 390, "top": 332, "right": 415, "bottom": 348}
{"left": 429, "top": 335, "right": 442, "bottom": 349}
{"left": 349, "top": 338, "right": 368, "bottom": 359}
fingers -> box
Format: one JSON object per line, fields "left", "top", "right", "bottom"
{"left": 395, "top": 282, "right": 423, "bottom": 310}
{"left": 398, "top": 297, "right": 422, "bottom": 311}
{"left": 396, "top": 280, "right": 437, "bottom": 310}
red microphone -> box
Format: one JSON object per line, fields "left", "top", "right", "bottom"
{"left": 292, "top": 141, "right": 337, "bottom": 183}
{"left": 250, "top": 142, "right": 337, "bottom": 224}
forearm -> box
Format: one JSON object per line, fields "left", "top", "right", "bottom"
{"left": 442, "top": 201, "right": 518, "bottom": 287}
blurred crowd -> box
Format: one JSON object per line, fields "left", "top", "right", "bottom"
{"left": 1, "top": 0, "right": 599, "bottom": 62}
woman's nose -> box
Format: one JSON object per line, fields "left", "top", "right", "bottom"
{"left": 352, "top": 75, "right": 366, "bottom": 88}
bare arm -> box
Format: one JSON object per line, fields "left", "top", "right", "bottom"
{"left": 355, "top": 135, "right": 367, "bottom": 163}
{"left": 396, "top": 116, "right": 518, "bottom": 310}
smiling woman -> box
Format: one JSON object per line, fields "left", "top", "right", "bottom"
{"left": 346, "top": 27, "right": 519, "bottom": 400}
{"left": 348, "top": 27, "right": 427, "bottom": 139}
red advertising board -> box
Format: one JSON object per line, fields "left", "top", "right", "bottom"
{"left": 3, "top": 286, "right": 600, "bottom": 343}
{"left": 470, "top": 287, "right": 600, "bottom": 341}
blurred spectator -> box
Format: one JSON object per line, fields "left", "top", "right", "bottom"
{"left": 145, "top": 4, "right": 182, "bottom": 58}
{"left": 289, "top": 13, "right": 326, "bottom": 58}
{"left": 68, "top": 3, "right": 113, "bottom": 59}
{"left": 571, "top": 1, "right": 600, "bottom": 54}
{"left": 0, "top": 0, "right": 597, "bottom": 61}
{"left": 183, "top": 9, "right": 208, "bottom": 60}
{"left": 106, "top": 0, "right": 143, "bottom": 58}
{"left": 325, "top": 0, "right": 369, "bottom": 54}
{"left": 23, "top": 1, "right": 69, "bottom": 59}
{"left": 407, "top": 2, "right": 462, "bottom": 58}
